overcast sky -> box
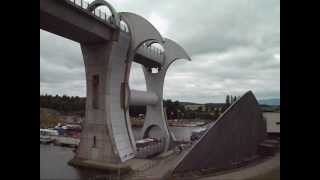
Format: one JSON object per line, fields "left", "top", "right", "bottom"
{"left": 40, "top": 0, "right": 280, "bottom": 103}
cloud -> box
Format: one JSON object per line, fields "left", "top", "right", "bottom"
{"left": 147, "top": 13, "right": 169, "bottom": 35}
{"left": 40, "top": 0, "right": 280, "bottom": 103}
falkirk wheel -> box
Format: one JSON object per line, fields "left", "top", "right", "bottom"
{"left": 71, "top": 0, "right": 191, "bottom": 165}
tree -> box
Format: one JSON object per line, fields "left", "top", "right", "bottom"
{"left": 226, "top": 95, "right": 230, "bottom": 105}
{"left": 215, "top": 108, "right": 220, "bottom": 116}
{"left": 40, "top": 94, "right": 86, "bottom": 116}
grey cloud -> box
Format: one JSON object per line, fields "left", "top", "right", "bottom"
{"left": 40, "top": 0, "right": 279, "bottom": 103}
{"left": 40, "top": 30, "right": 84, "bottom": 69}
{"left": 40, "top": 56, "right": 85, "bottom": 84}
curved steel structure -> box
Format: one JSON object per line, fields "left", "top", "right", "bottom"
{"left": 41, "top": 0, "right": 190, "bottom": 168}
{"left": 119, "top": 12, "right": 164, "bottom": 56}
{"left": 116, "top": 13, "right": 168, "bottom": 155}
{"left": 74, "top": 0, "right": 190, "bottom": 164}
{"left": 87, "top": 0, "right": 120, "bottom": 26}
{"left": 141, "top": 38, "right": 191, "bottom": 151}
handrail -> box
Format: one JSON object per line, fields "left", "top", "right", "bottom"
{"left": 65, "top": 0, "right": 128, "bottom": 32}
{"left": 64, "top": 0, "right": 165, "bottom": 56}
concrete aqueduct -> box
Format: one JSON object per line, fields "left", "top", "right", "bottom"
{"left": 40, "top": 0, "right": 190, "bottom": 166}
{"left": 40, "top": 0, "right": 268, "bottom": 177}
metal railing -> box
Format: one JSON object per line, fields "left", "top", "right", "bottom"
{"left": 139, "top": 43, "right": 165, "bottom": 62}
{"left": 66, "top": 0, "right": 128, "bottom": 32}
{"left": 65, "top": 0, "right": 165, "bottom": 58}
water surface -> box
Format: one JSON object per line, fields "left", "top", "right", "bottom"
{"left": 40, "top": 126, "right": 202, "bottom": 180}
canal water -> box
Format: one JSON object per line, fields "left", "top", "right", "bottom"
{"left": 40, "top": 126, "right": 204, "bottom": 180}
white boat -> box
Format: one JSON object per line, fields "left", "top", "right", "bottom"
{"left": 40, "top": 129, "right": 59, "bottom": 144}
{"left": 40, "top": 137, "right": 54, "bottom": 144}
{"left": 40, "top": 129, "right": 59, "bottom": 136}
{"left": 54, "top": 136, "right": 80, "bottom": 147}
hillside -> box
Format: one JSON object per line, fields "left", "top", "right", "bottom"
{"left": 258, "top": 98, "right": 280, "bottom": 106}
{"left": 40, "top": 108, "right": 62, "bottom": 128}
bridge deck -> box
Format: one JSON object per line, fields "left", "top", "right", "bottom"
{"left": 40, "top": 0, "right": 118, "bottom": 43}
{"left": 41, "top": 0, "right": 164, "bottom": 68}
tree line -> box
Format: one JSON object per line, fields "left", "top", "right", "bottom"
{"left": 40, "top": 94, "right": 86, "bottom": 116}
{"left": 40, "top": 94, "right": 239, "bottom": 120}
{"left": 40, "top": 95, "right": 192, "bottom": 119}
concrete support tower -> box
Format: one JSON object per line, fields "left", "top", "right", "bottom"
{"left": 74, "top": 0, "right": 192, "bottom": 166}
{"left": 140, "top": 39, "right": 191, "bottom": 151}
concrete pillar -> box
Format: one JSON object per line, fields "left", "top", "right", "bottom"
{"left": 141, "top": 38, "right": 191, "bottom": 152}
{"left": 75, "top": 32, "right": 136, "bottom": 164}
{"left": 141, "top": 66, "right": 171, "bottom": 151}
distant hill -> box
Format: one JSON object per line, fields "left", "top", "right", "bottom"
{"left": 205, "top": 103, "right": 226, "bottom": 108}
{"left": 258, "top": 98, "right": 280, "bottom": 106}
{"left": 179, "top": 102, "right": 200, "bottom": 106}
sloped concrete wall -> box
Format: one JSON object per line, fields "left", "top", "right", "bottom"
{"left": 174, "top": 91, "right": 267, "bottom": 173}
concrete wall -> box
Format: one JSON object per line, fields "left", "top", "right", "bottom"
{"left": 174, "top": 91, "right": 267, "bottom": 173}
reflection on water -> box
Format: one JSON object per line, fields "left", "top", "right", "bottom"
{"left": 40, "top": 126, "right": 203, "bottom": 180}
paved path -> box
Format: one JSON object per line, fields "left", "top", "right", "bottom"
{"left": 197, "top": 153, "right": 280, "bottom": 180}
{"left": 126, "top": 148, "right": 279, "bottom": 180}
{"left": 128, "top": 147, "right": 189, "bottom": 180}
